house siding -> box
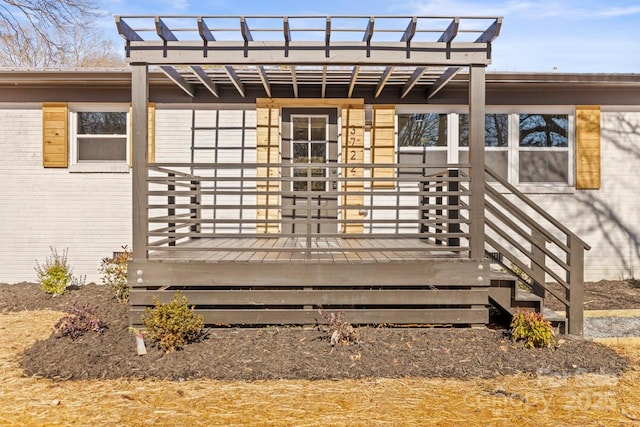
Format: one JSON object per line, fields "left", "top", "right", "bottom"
{"left": 0, "top": 105, "right": 132, "bottom": 283}
{"left": 2, "top": 102, "right": 639, "bottom": 283}
{"left": 524, "top": 111, "right": 640, "bottom": 281}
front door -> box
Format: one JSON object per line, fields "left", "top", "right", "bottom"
{"left": 282, "top": 108, "right": 338, "bottom": 234}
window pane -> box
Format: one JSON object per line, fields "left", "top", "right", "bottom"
{"left": 78, "top": 137, "right": 127, "bottom": 161}
{"left": 310, "top": 143, "right": 326, "bottom": 163}
{"left": 293, "top": 117, "right": 308, "bottom": 141}
{"left": 460, "top": 151, "right": 508, "bottom": 181}
{"left": 398, "top": 113, "right": 447, "bottom": 147}
{"left": 77, "top": 112, "right": 126, "bottom": 135}
{"left": 293, "top": 142, "right": 308, "bottom": 162}
{"left": 519, "top": 114, "right": 568, "bottom": 147}
{"left": 459, "top": 114, "right": 508, "bottom": 147}
{"left": 519, "top": 151, "right": 568, "bottom": 183}
{"left": 310, "top": 117, "right": 326, "bottom": 141}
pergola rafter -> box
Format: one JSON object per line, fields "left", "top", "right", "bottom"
{"left": 116, "top": 15, "right": 501, "bottom": 100}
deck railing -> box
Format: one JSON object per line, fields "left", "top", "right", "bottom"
{"left": 145, "top": 162, "right": 472, "bottom": 259}
{"left": 482, "top": 166, "right": 590, "bottom": 335}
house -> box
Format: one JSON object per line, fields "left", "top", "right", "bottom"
{"left": 1, "top": 15, "right": 639, "bottom": 334}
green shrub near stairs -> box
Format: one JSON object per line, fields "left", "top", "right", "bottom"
{"left": 510, "top": 309, "right": 555, "bottom": 349}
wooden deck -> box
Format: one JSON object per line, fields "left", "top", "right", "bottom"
{"left": 148, "top": 237, "right": 460, "bottom": 263}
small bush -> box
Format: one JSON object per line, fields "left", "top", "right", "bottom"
{"left": 54, "top": 304, "right": 106, "bottom": 340}
{"left": 142, "top": 292, "right": 205, "bottom": 352}
{"left": 317, "top": 307, "right": 358, "bottom": 346}
{"left": 510, "top": 309, "right": 555, "bottom": 349}
{"left": 99, "top": 245, "right": 133, "bottom": 303}
{"left": 35, "top": 247, "right": 75, "bottom": 295}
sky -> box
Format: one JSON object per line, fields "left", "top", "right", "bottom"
{"left": 100, "top": 0, "right": 640, "bottom": 73}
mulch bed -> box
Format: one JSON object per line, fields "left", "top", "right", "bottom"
{"left": 0, "top": 282, "right": 633, "bottom": 381}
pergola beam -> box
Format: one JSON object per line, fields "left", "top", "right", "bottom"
{"left": 363, "top": 17, "right": 374, "bottom": 43}
{"left": 348, "top": 66, "right": 360, "bottom": 98}
{"left": 190, "top": 65, "right": 219, "bottom": 97}
{"left": 159, "top": 65, "right": 195, "bottom": 97}
{"left": 123, "top": 41, "right": 493, "bottom": 66}
{"left": 425, "top": 17, "right": 500, "bottom": 99}
{"left": 321, "top": 65, "right": 327, "bottom": 98}
{"left": 224, "top": 65, "right": 245, "bottom": 97}
{"left": 283, "top": 17, "right": 291, "bottom": 42}
{"left": 476, "top": 18, "right": 502, "bottom": 43}
{"left": 375, "top": 66, "right": 394, "bottom": 98}
{"left": 439, "top": 18, "right": 459, "bottom": 43}
{"left": 257, "top": 65, "right": 272, "bottom": 98}
{"left": 155, "top": 17, "right": 177, "bottom": 42}
{"left": 197, "top": 17, "right": 215, "bottom": 57}
{"left": 401, "top": 66, "right": 426, "bottom": 99}
{"left": 291, "top": 66, "right": 299, "bottom": 98}
{"left": 197, "top": 17, "right": 215, "bottom": 41}
{"left": 401, "top": 17, "right": 417, "bottom": 43}
{"left": 428, "top": 66, "right": 462, "bottom": 99}
{"left": 116, "top": 16, "right": 143, "bottom": 41}
{"left": 240, "top": 17, "right": 254, "bottom": 42}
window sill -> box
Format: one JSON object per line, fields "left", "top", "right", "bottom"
{"left": 69, "top": 163, "right": 130, "bottom": 174}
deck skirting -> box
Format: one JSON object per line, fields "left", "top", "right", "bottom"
{"left": 128, "top": 258, "right": 490, "bottom": 327}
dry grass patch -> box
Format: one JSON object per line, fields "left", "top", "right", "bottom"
{"left": 1, "top": 310, "right": 640, "bottom": 426}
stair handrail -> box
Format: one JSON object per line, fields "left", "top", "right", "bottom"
{"left": 485, "top": 166, "right": 590, "bottom": 251}
{"left": 483, "top": 165, "right": 590, "bottom": 335}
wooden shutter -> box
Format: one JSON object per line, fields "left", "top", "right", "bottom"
{"left": 42, "top": 103, "right": 68, "bottom": 168}
{"left": 575, "top": 105, "right": 601, "bottom": 189}
{"left": 341, "top": 104, "right": 365, "bottom": 234}
{"left": 256, "top": 102, "right": 281, "bottom": 233}
{"left": 371, "top": 105, "right": 396, "bottom": 188}
{"left": 129, "top": 103, "right": 156, "bottom": 166}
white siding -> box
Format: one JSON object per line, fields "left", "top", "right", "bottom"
{"left": 2, "top": 103, "right": 639, "bottom": 283}
{"left": 523, "top": 112, "right": 640, "bottom": 281}
{"left": 0, "top": 106, "right": 131, "bottom": 283}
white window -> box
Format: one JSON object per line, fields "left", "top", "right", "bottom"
{"left": 397, "top": 107, "right": 574, "bottom": 191}
{"left": 69, "top": 106, "right": 129, "bottom": 173}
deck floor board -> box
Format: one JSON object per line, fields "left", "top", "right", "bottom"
{"left": 148, "top": 237, "right": 459, "bottom": 264}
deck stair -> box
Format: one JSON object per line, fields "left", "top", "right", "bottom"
{"left": 488, "top": 270, "right": 567, "bottom": 334}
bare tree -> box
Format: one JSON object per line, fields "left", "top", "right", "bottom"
{"left": 0, "top": 23, "right": 124, "bottom": 67}
{"left": 0, "top": 1, "right": 124, "bottom": 67}
{"left": 0, "top": 0, "right": 99, "bottom": 39}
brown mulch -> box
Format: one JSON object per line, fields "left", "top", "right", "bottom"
{"left": 545, "top": 278, "right": 640, "bottom": 311}
{"left": 0, "top": 281, "right": 633, "bottom": 382}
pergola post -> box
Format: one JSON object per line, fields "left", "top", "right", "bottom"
{"left": 131, "top": 63, "right": 149, "bottom": 260}
{"left": 468, "top": 65, "right": 486, "bottom": 259}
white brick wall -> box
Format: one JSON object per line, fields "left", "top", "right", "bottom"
{"left": 0, "top": 106, "right": 132, "bottom": 283}
{"left": 2, "top": 104, "right": 639, "bottom": 283}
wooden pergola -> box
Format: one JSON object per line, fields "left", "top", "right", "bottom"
{"left": 116, "top": 14, "right": 502, "bottom": 261}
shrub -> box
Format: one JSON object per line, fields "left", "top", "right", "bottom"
{"left": 35, "top": 247, "right": 75, "bottom": 295}
{"left": 317, "top": 307, "right": 359, "bottom": 346}
{"left": 142, "top": 292, "right": 205, "bottom": 352}
{"left": 99, "top": 245, "right": 133, "bottom": 303}
{"left": 54, "top": 304, "right": 106, "bottom": 340}
{"left": 510, "top": 309, "right": 555, "bottom": 349}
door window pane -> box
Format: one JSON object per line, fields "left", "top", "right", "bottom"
{"left": 293, "top": 117, "right": 308, "bottom": 141}
{"left": 310, "top": 117, "right": 326, "bottom": 141}
{"left": 310, "top": 143, "right": 326, "bottom": 163}
{"left": 293, "top": 143, "right": 308, "bottom": 162}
